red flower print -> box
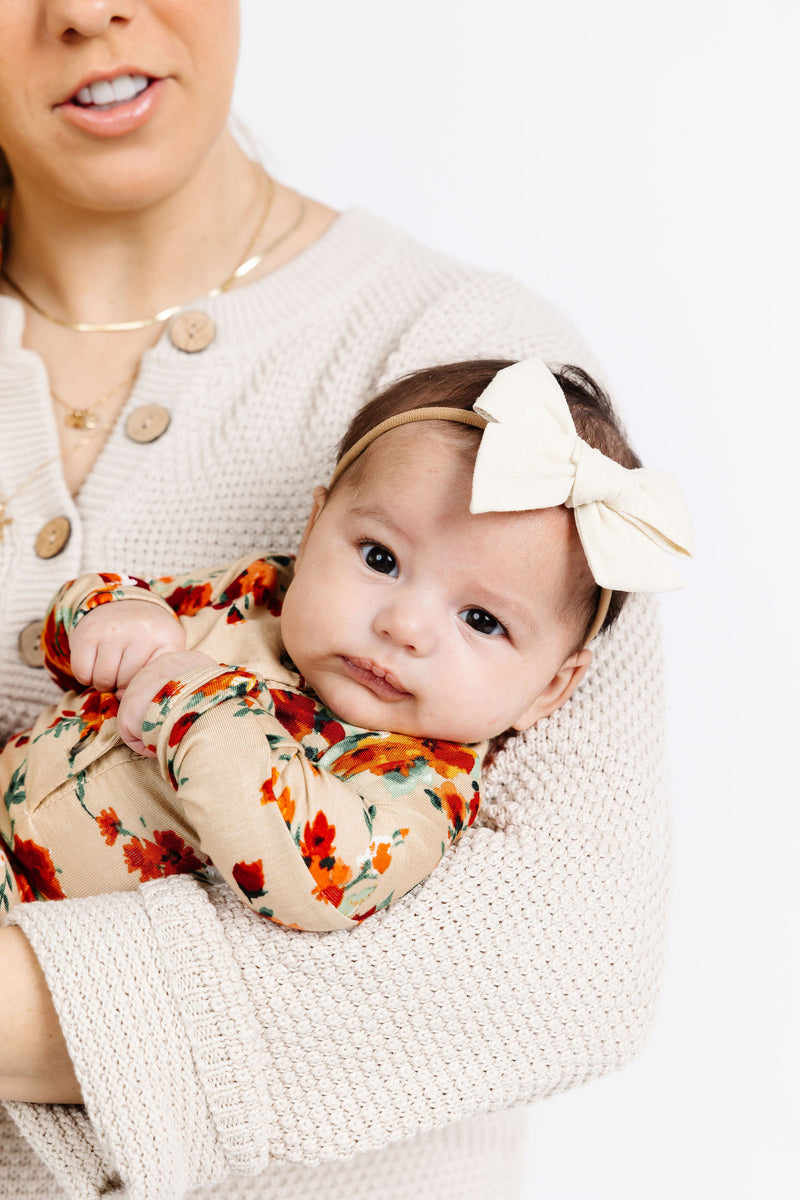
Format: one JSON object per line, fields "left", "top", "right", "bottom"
{"left": 41, "top": 608, "right": 74, "bottom": 689}
{"left": 96, "top": 807, "right": 122, "bottom": 846}
{"left": 271, "top": 689, "right": 345, "bottom": 746}
{"left": 167, "top": 710, "right": 201, "bottom": 747}
{"left": 123, "top": 830, "right": 206, "bottom": 882}
{"left": 272, "top": 690, "right": 319, "bottom": 741}
{"left": 300, "top": 810, "right": 337, "bottom": 864}
{"left": 232, "top": 859, "right": 266, "bottom": 899}
{"left": 164, "top": 582, "right": 212, "bottom": 617}
{"left": 12, "top": 836, "right": 65, "bottom": 900}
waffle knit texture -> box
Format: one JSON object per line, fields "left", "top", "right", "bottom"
{"left": 0, "top": 209, "right": 670, "bottom": 1199}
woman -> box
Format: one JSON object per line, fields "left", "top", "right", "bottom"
{"left": 0, "top": 3, "right": 669, "bottom": 1197}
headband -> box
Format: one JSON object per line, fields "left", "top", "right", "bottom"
{"left": 329, "top": 360, "right": 693, "bottom": 643}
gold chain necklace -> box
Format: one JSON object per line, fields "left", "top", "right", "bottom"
{"left": 0, "top": 165, "right": 306, "bottom": 333}
{"left": 51, "top": 369, "right": 138, "bottom": 430}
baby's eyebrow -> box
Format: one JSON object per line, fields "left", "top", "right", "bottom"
{"left": 347, "top": 504, "right": 407, "bottom": 539}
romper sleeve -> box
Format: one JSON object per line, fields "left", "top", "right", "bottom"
{"left": 40, "top": 554, "right": 286, "bottom": 691}
{"left": 1, "top": 274, "right": 670, "bottom": 1199}
{"left": 139, "top": 666, "right": 482, "bottom": 929}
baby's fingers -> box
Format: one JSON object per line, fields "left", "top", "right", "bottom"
{"left": 69, "top": 635, "right": 98, "bottom": 687}
{"left": 88, "top": 641, "right": 127, "bottom": 693}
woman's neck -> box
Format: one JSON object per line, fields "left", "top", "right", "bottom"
{"left": 2, "top": 132, "right": 265, "bottom": 326}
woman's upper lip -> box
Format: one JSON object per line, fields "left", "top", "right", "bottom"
{"left": 59, "top": 67, "right": 160, "bottom": 106}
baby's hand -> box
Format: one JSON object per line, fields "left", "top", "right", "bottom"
{"left": 117, "top": 650, "right": 218, "bottom": 756}
{"left": 70, "top": 600, "right": 186, "bottom": 695}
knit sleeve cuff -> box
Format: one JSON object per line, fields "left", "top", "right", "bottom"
{"left": 5, "top": 877, "right": 272, "bottom": 1200}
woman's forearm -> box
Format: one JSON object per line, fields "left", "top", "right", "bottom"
{"left": 0, "top": 925, "right": 83, "bottom": 1103}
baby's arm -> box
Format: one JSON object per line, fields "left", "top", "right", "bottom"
{"left": 124, "top": 663, "right": 481, "bottom": 928}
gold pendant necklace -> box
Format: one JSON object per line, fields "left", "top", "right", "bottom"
{"left": 0, "top": 165, "right": 306, "bottom": 334}
{"left": 51, "top": 369, "right": 138, "bottom": 430}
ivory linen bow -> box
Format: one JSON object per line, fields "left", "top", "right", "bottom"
{"left": 470, "top": 359, "right": 693, "bottom": 592}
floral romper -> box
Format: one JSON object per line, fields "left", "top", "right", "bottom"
{"left": 0, "top": 554, "right": 482, "bottom": 930}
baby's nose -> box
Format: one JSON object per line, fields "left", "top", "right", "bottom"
{"left": 374, "top": 597, "right": 436, "bottom": 655}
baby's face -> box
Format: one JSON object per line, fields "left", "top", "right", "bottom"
{"left": 280, "top": 426, "right": 590, "bottom": 743}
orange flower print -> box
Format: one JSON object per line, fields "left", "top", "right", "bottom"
{"left": 123, "top": 830, "right": 206, "bottom": 882}
{"left": 308, "top": 858, "right": 352, "bottom": 909}
{"left": 440, "top": 781, "right": 467, "bottom": 836}
{"left": 433, "top": 780, "right": 480, "bottom": 840}
{"left": 215, "top": 560, "right": 281, "bottom": 615}
{"left": 12, "top": 836, "right": 65, "bottom": 900}
{"left": 164, "top": 582, "right": 212, "bottom": 617}
{"left": 96, "top": 807, "right": 123, "bottom": 847}
{"left": 299, "top": 811, "right": 353, "bottom": 908}
{"left": 334, "top": 735, "right": 477, "bottom": 783}
{"left": 68, "top": 690, "right": 120, "bottom": 765}
{"left": 260, "top": 768, "right": 295, "bottom": 824}
{"left": 232, "top": 858, "right": 266, "bottom": 900}
{"left": 154, "top": 678, "right": 183, "bottom": 704}
{"left": 421, "top": 738, "right": 480, "bottom": 779}
{"left": 371, "top": 842, "right": 392, "bottom": 874}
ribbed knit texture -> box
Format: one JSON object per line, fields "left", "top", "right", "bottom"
{"left": 0, "top": 210, "right": 669, "bottom": 1199}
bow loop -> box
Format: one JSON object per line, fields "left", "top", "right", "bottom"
{"left": 469, "top": 359, "right": 693, "bottom": 593}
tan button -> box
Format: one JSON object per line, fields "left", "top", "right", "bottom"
{"left": 125, "top": 404, "right": 171, "bottom": 444}
{"left": 35, "top": 515, "right": 71, "bottom": 559}
{"left": 169, "top": 310, "right": 216, "bottom": 353}
{"left": 18, "top": 619, "right": 45, "bottom": 669}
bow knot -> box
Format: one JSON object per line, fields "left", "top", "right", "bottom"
{"left": 568, "top": 438, "right": 627, "bottom": 511}
{"left": 470, "top": 359, "right": 693, "bottom": 593}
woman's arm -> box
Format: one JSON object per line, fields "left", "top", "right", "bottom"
{"left": 0, "top": 927, "right": 81, "bottom": 1103}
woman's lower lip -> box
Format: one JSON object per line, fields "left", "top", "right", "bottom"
{"left": 341, "top": 657, "right": 410, "bottom": 700}
{"left": 56, "top": 78, "right": 166, "bottom": 138}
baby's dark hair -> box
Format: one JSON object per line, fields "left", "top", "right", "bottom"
{"left": 335, "top": 359, "right": 642, "bottom": 641}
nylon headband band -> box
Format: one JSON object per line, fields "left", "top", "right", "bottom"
{"left": 328, "top": 407, "right": 488, "bottom": 489}
{"left": 328, "top": 405, "right": 612, "bottom": 646}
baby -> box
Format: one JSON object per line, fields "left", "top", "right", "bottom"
{"left": 0, "top": 358, "right": 691, "bottom": 931}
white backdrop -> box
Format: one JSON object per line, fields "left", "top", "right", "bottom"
{"left": 234, "top": 2, "right": 799, "bottom": 1196}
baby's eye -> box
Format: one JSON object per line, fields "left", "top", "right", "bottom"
{"left": 459, "top": 608, "right": 506, "bottom": 637}
{"left": 360, "top": 542, "right": 398, "bottom": 577}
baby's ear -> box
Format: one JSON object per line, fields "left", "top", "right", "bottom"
{"left": 295, "top": 487, "right": 328, "bottom": 564}
{"left": 511, "top": 648, "right": 592, "bottom": 731}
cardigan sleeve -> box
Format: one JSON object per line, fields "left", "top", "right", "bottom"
{"left": 1, "top": 273, "right": 670, "bottom": 1199}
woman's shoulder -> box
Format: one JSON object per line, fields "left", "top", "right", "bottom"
{"left": 208, "top": 205, "right": 602, "bottom": 385}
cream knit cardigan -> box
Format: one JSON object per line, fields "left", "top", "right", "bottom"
{"left": 0, "top": 210, "right": 669, "bottom": 1200}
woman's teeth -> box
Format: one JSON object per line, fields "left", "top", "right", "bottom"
{"left": 74, "top": 74, "right": 149, "bottom": 109}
